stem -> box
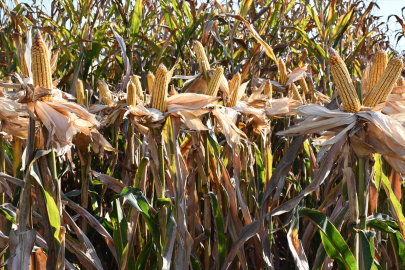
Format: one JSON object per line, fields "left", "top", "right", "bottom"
{"left": 203, "top": 131, "right": 211, "bottom": 270}
{"left": 358, "top": 157, "right": 366, "bottom": 230}
{"left": 0, "top": 135, "right": 5, "bottom": 263}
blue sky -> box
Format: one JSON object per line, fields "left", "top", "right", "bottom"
{"left": 8, "top": 0, "right": 405, "bottom": 51}
{"left": 374, "top": 0, "right": 405, "bottom": 51}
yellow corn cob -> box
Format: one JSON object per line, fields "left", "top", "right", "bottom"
{"left": 31, "top": 30, "right": 53, "bottom": 89}
{"left": 263, "top": 80, "right": 272, "bottom": 99}
{"left": 193, "top": 41, "right": 210, "bottom": 72}
{"left": 291, "top": 84, "right": 303, "bottom": 103}
{"left": 298, "top": 77, "right": 309, "bottom": 95}
{"left": 206, "top": 66, "right": 223, "bottom": 97}
{"left": 127, "top": 80, "right": 137, "bottom": 106}
{"left": 364, "top": 57, "right": 403, "bottom": 107}
{"left": 397, "top": 76, "right": 405, "bottom": 86}
{"left": 21, "top": 45, "right": 29, "bottom": 79}
{"left": 366, "top": 50, "right": 388, "bottom": 94}
{"left": 150, "top": 64, "right": 169, "bottom": 112}
{"left": 76, "top": 79, "right": 86, "bottom": 106}
{"left": 226, "top": 73, "right": 241, "bottom": 107}
{"left": 147, "top": 71, "right": 155, "bottom": 95}
{"left": 98, "top": 80, "right": 113, "bottom": 106}
{"left": 278, "top": 58, "right": 288, "bottom": 86}
{"left": 329, "top": 49, "right": 361, "bottom": 113}
{"left": 130, "top": 75, "right": 144, "bottom": 100}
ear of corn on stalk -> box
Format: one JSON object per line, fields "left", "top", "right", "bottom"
{"left": 32, "top": 30, "right": 53, "bottom": 90}
{"left": 127, "top": 80, "right": 137, "bottom": 106}
{"left": 291, "top": 84, "right": 303, "bottom": 103}
{"left": 366, "top": 50, "right": 388, "bottom": 94}
{"left": 329, "top": 49, "right": 361, "bottom": 113}
{"left": 76, "top": 79, "right": 85, "bottom": 106}
{"left": 227, "top": 73, "right": 241, "bottom": 107}
{"left": 397, "top": 76, "right": 405, "bottom": 86}
{"left": 278, "top": 58, "right": 288, "bottom": 86}
{"left": 193, "top": 41, "right": 210, "bottom": 72}
{"left": 130, "top": 75, "right": 144, "bottom": 100}
{"left": 263, "top": 80, "right": 272, "bottom": 99}
{"left": 150, "top": 64, "right": 169, "bottom": 112}
{"left": 298, "top": 77, "right": 309, "bottom": 95}
{"left": 21, "top": 45, "right": 29, "bottom": 79}
{"left": 206, "top": 66, "right": 223, "bottom": 97}
{"left": 98, "top": 80, "right": 113, "bottom": 106}
{"left": 147, "top": 71, "right": 155, "bottom": 95}
{"left": 364, "top": 57, "right": 403, "bottom": 107}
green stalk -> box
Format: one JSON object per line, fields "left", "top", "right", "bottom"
{"left": 154, "top": 129, "right": 166, "bottom": 270}
{"left": 0, "top": 135, "right": 5, "bottom": 263}
{"left": 203, "top": 131, "right": 211, "bottom": 270}
{"left": 358, "top": 157, "right": 366, "bottom": 230}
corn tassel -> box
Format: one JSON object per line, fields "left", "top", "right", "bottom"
{"left": 366, "top": 50, "right": 388, "bottom": 94}
{"left": 329, "top": 49, "right": 361, "bottom": 113}
{"left": 98, "top": 80, "right": 113, "bottom": 106}
{"left": 147, "top": 71, "right": 155, "bottom": 95}
{"left": 127, "top": 80, "right": 137, "bottom": 106}
{"left": 226, "top": 73, "right": 241, "bottom": 107}
{"left": 76, "top": 79, "right": 85, "bottom": 106}
{"left": 291, "top": 84, "right": 303, "bottom": 103}
{"left": 263, "top": 80, "right": 272, "bottom": 99}
{"left": 397, "top": 76, "right": 405, "bottom": 86}
{"left": 150, "top": 64, "right": 169, "bottom": 112}
{"left": 278, "top": 58, "right": 288, "bottom": 86}
{"left": 32, "top": 30, "right": 53, "bottom": 90}
{"left": 193, "top": 41, "right": 210, "bottom": 72}
{"left": 206, "top": 66, "right": 223, "bottom": 97}
{"left": 130, "top": 75, "right": 144, "bottom": 100}
{"left": 364, "top": 57, "right": 403, "bottom": 107}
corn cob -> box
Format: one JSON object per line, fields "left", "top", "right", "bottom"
{"left": 226, "top": 73, "right": 241, "bottom": 107}
{"left": 193, "top": 41, "right": 210, "bottom": 72}
{"left": 364, "top": 57, "right": 403, "bottom": 107}
{"left": 150, "top": 64, "right": 169, "bottom": 112}
{"left": 98, "top": 80, "right": 113, "bottom": 106}
{"left": 366, "top": 50, "right": 388, "bottom": 94}
{"left": 397, "top": 76, "right": 405, "bottom": 86}
{"left": 263, "top": 80, "right": 272, "bottom": 99}
{"left": 127, "top": 80, "right": 137, "bottom": 106}
{"left": 206, "top": 66, "right": 223, "bottom": 97}
{"left": 278, "top": 58, "right": 288, "bottom": 86}
{"left": 291, "top": 84, "right": 303, "bottom": 103}
{"left": 31, "top": 30, "right": 53, "bottom": 89}
{"left": 147, "top": 71, "right": 155, "bottom": 94}
{"left": 130, "top": 75, "right": 144, "bottom": 101}
{"left": 76, "top": 79, "right": 86, "bottom": 106}
{"left": 329, "top": 49, "right": 361, "bottom": 113}
{"left": 298, "top": 77, "right": 309, "bottom": 95}
{"left": 21, "top": 45, "right": 29, "bottom": 79}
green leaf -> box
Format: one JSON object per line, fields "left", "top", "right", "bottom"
{"left": 381, "top": 172, "right": 405, "bottom": 237}
{"left": 135, "top": 239, "right": 152, "bottom": 269}
{"left": 357, "top": 230, "right": 375, "bottom": 270}
{"left": 130, "top": 0, "right": 143, "bottom": 44}
{"left": 119, "top": 187, "right": 161, "bottom": 251}
{"left": 207, "top": 192, "right": 225, "bottom": 269}
{"left": 299, "top": 208, "right": 357, "bottom": 270}
{"left": 111, "top": 199, "right": 129, "bottom": 267}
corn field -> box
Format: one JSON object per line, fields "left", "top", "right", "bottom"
{"left": 1, "top": 0, "right": 405, "bottom": 269}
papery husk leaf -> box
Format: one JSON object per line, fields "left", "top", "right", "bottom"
{"left": 166, "top": 93, "right": 218, "bottom": 112}
{"left": 285, "top": 65, "right": 308, "bottom": 86}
